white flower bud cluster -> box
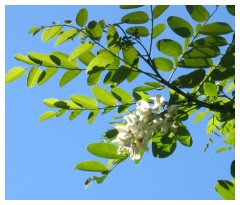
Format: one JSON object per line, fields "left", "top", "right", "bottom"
{"left": 112, "top": 95, "right": 178, "bottom": 160}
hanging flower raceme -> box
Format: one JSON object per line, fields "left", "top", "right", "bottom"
{"left": 112, "top": 95, "right": 179, "bottom": 160}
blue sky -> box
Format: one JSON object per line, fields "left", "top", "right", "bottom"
{"left": 5, "top": 5, "right": 235, "bottom": 200}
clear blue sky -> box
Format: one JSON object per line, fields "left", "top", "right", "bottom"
{"left": 5, "top": 5, "right": 235, "bottom": 200}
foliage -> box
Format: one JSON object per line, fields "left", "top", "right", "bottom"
{"left": 6, "top": 5, "right": 235, "bottom": 199}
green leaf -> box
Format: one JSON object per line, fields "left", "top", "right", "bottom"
{"left": 123, "top": 46, "right": 138, "bottom": 67}
{"left": 199, "top": 22, "right": 233, "bottom": 35}
{"left": 216, "top": 146, "right": 232, "bottom": 153}
{"left": 153, "top": 57, "right": 173, "bottom": 72}
{"left": 167, "top": 16, "right": 194, "bottom": 38}
{"left": 119, "top": 5, "right": 143, "bottom": 9}
{"left": 152, "top": 5, "right": 169, "bottom": 19}
{"left": 50, "top": 52, "right": 77, "bottom": 69}
{"left": 76, "top": 8, "right": 88, "bottom": 27}
{"left": 87, "top": 68, "right": 103, "bottom": 86}
{"left": 186, "top": 5, "right": 210, "bottom": 22}
{"left": 92, "top": 86, "right": 117, "bottom": 106}
{"left": 86, "top": 21, "right": 103, "bottom": 40}
{"left": 231, "top": 160, "right": 235, "bottom": 178}
{"left": 152, "top": 24, "right": 166, "bottom": 39}
{"left": 203, "top": 82, "right": 218, "bottom": 96}
{"left": 172, "top": 69, "right": 205, "bottom": 88}
{"left": 177, "top": 58, "right": 213, "bottom": 68}
{"left": 27, "top": 67, "right": 42, "bottom": 88}
{"left": 43, "top": 98, "right": 59, "bottom": 108}
{"left": 215, "top": 180, "right": 235, "bottom": 200}
{"left": 69, "top": 41, "right": 94, "bottom": 61}
{"left": 86, "top": 51, "right": 115, "bottom": 74}
{"left": 70, "top": 94, "right": 98, "bottom": 110}
{"left": 193, "top": 109, "right": 210, "bottom": 124}
{"left": 110, "top": 65, "right": 131, "bottom": 86}
{"left": 78, "top": 51, "right": 95, "bottom": 66}
{"left": 175, "top": 126, "right": 193, "bottom": 147}
{"left": 14, "top": 54, "right": 36, "bottom": 65}
{"left": 219, "top": 54, "right": 235, "bottom": 67}
{"left": 88, "top": 110, "right": 99, "bottom": 124}
{"left": 183, "top": 46, "right": 221, "bottom": 59}
{"left": 111, "top": 87, "right": 133, "bottom": 104}
{"left": 211, "top": 66, "right": 235, "bottom": 81}
{"left": 226, "top": 5, "right": 235, "bottom": 16}
{"left": 190, "top": 36, "right": 228, "bottom": 47}
{"left": 28, "top": 26, "right": 40, "bottom": 34}
{"left": 127, "top": 69, "right": 140, "bottom": 82}
{"left": 37, "top": 67, "right": 58, "bottom": 85}
{"left": 28, "top": 52, "right": 56, "bottom": 67}
{"left": 41, "top": 26, "right": 62, "bottom": 42}
{"left": 107, "top": 25, "right": 120, "bottom": 53}
{"left": 132, "top": 91, "right": 150, "bottom": 101}
{"left": 38, "top": 111, "right": 56, "bottom": 121}
{"left": 133, "top": 85, "right": 153, "bottom": 91}
{"left": 87, "top": 142, "right": 123, "bottom": 159}
{"left": 152, "top": 136, "right": 177, "bottom": 158}
{"left": 59, "top": 70, "right": 81, "bottom": 87}
{"left": 156, "top": 39, "right": 182, "bottom": 57}
{"left": 126, "top": 26, "right": 149, "bottom": 37}
{"left": 69, "top": 110, "right": 82, "bottom": 120}
{"left": 104, "top": 129, "right": 119, "bottom": 140}
{"left": 75, "top": 160, "right": 108, "bottom": 172}
{"left": 121, "top": 11, "right": 149, "bottom": 24}
{"left": 54, "top": 29, "right": 78, "bottom": 46}
{"left": 5, "top": 67, "right": 26, "bottom": 83}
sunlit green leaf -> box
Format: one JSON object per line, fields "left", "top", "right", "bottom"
{"left": 70, "top": 94, "right": 98, "bottom": 110}
{"left": 193, "top": 109, "right": 210, "bottom": 124}
{"left": 186, "top": 5, "right": 210, "bottom": 22}
{"left": 87, "top": 68, "right": 103, "bottom": 86}
{"left": 50, "top": 52, "right": 77, "bottom": 69}
{"left": 38, "top": 111, "right": 56, "bottom": 121}
{"left": 69, "top": 41, "right": 94, "bottom": 61}
{"left": 111, "top": 87, "right": 133, "bottom": 104}
{"left": 123, "top": 46, "right": 138, "bottom": 67}
{"left": 69, "top": 110, "right": 82, "bottom": 120}
{"left": 92, "top": 86, "right": 117, "bottom": 106}
{"left": 190, "top": 36, "right": 228, "bottom": 47}
{"left": 152, "top": 5, "right": 169, "bottom": 19}
{"left": 75, "top": 161, "right": 108, "bottom": 172}
{"left": 59, "top": 70, "right": 81, "bottom": 87}
{"left": 87, "top": 142, "right": 123, "bottom": 159}
{"left": 216, "top": 146, "right": 232, "bottom": 153}
{"left": 203, "top": 82, "right": 218, "bottom": 96}
{"left": 14, "top": 54, "right": 36, "bottom": 65}
{"left": 226, "top": 5, "right": 235, "bottom": 16}
{"left": 41, "top": 26, "right": 62, "bottom": 42}
{"left": 152, "top": 24, "right": 166, "bottom": 39}
{"left": 177, "top": 58, "right": 213, "bottom": 68}
{"left": 86, "top": 51, "right": 115, "bottom": 73}
{"left": 54, "top": 29, "right": 78, "bottom": 46}
{"left": 110, "top": 65, "right": 131, "bottom": 86}
{"left": 5, "top": 67, "right": 26, "bottom": 83}
{"left": 183, "top": 46, "right": 221, "bottom": 59}
{"left": 27, "top": 67, "right": 42, "bottom": 88}
{"left": 133, "top": 85, "right": 154, "bottom": 92}
{"left": 175, "top": 126, "right": 192, "bottom": 147}
{"left": 43, "top": 98, "right": 59, "bottom": 108}
{"left": 167, "top": 16, "right": 194, "bottom": 38}
{"left": 199, "top": 22, "right": 233, "bottom": 35}
{"left": 126, "top": 26, "right": 149, "bottom": 37}
{"left": 28, "top": 26, "right": 40, "bottom": 34}
{"left": 119, "top": 5, "right": 143, "bottom": 9}
{"left": 153, "top": 57, "right": 173, "bottom": 72}
{"left": 121, "top": 11, "right": 149, "bottom": 24}
{"left": 127, "top": 68, "right": 140, "bottom": 82}
{"left": 37, "top": 67, "right": 58, "bottom": 85}
{"left": 86, "top": 21, "right": 103, "bottom": 40}
{"left": 88, "top": 110, "right": 99, "bottom": 124}
{"left": 107, "top": 25, "right": 120, "bottom": 53}
{"left": 78, "top": 51, "right": 95, "bottom": 66}
{"left": 156, "top": 39, "right": 182, "bottom": 57}
{"left": 215, "top": 180, "right": 235, "bottom": 200}
{"left": 28, "top": 52, "right": 56, "bottom": 67}
{"left": 132, "top": 91, "right": 150, "bottom": 101}
{"left": 76, "top": 8, "right": 88, "bottom": 27}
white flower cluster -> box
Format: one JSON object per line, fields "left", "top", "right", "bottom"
{"left": 112, "top": 95, "right": 178, "bottom": 160}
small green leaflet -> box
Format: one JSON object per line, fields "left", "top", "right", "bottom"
{"left": 38, "top": 111, "right": 57, "bottom": 121}
{"left": 121, "top": 11, "right": 149, "bottom": 24}
{"left": 203, "top": 82, "right": 218, "bottom": 96}
{"left": 88, "top": 110, "right": 99, "bottom": 124}
{"left": 119, "top": 5, "right": 144, "bottom": 9}
{"left": 5, "top": 67, "right": 26, "bottom": 83}
{"left": 76, "top": 8, "right": 88, "bottom": 27}
{"left": 28, "top": 52, "right": 56, "bottom": 67}
{"left": 92, "top": 86, "right": 117, "bottom": 106}
{"left": 111, "top": 87, "right": 133, "bottom": 104}
{"left": 175, "top": 126, "right": 193, "bottom": 147}
{"left": 193, "top": 109, "right": 210, "bottom": 124}
{"left": 86, "top": 21, "right": 103, "bottom": 40}
{"left": 69, "top": 41, "right": 94, "bottom": 61}
{"left": 156, "top": 39, "right": 182, "bottom": 57}
{"left": 50, "top": 52, "right": 77, "bottom": 69}
{"left": 54, "top": 29, "right": 78, "bottom": 46}
{"left": 152, "top": 5, "right": 169, "bottom": 19}
{"left": 41, "top": 26, "right": 62, "bottom": 42}
{"left": 186, "top": 5, "right": 210, "bottom": 22}
{"left": 183, "top": 46, "right": 221, "bottom": 59}
{"left": 126, "top": 26, "right": 149, "bottom": 37}
{"left": 27, "top": 67, "right": 42, "bottom": 88}
{"left": 190, "top": 36, "right": 228, "bottom": 47}
{"left": 59, "top": 70, "right": 82, "bottom": 87}
{"left": 107, "top": 25, "right": 120, "bottom": 53}
{"left": 70, "top": 95, "right": 98, "bottom": 110}
{"left": 215, "top": 180, "right": 235, "bottom": 200}
{"left": 14, "top": 54, "right": 36, "bottom": 65}
{"left": 177, "top": 58, "right": 213, "bottom": 68}
{"left": 37, "top": 67, "right": 58, "bottom": 85}
{"left": 198, "top": 22, "right": 233, "bottom": 35}
{"left": 87, "top": 142, "right": 123, "bottom": 159}
{"left": 153, "top": 57, "right": 173, "bottom": 72}
{"left": 152, "top": 24, "right": 166, "bottom": 39}
{"left": 75, "top": 160, "right": 108, "bottom": 172}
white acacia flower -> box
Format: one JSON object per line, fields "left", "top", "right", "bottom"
{"left": 150, "top": 95, "right": 165, "bottom": 110}
{"left": 136, "top": 100, "right": 152, "bottom": 121}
